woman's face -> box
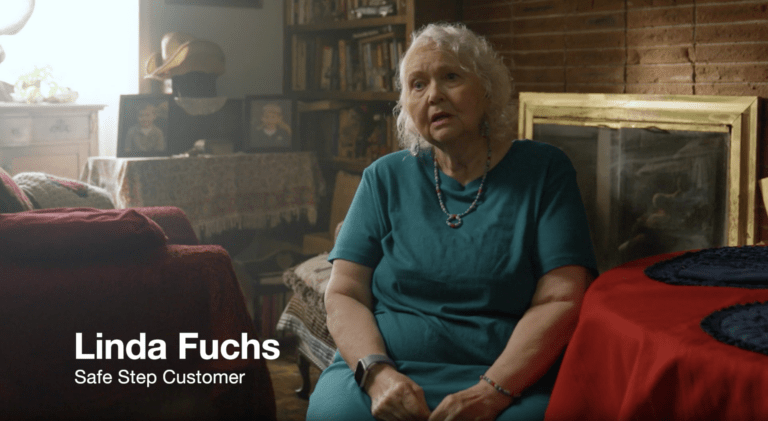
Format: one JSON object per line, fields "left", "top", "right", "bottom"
{"left": 404, "top": 44, "right": 487, "bottom": 148}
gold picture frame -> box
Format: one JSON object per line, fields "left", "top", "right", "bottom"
{"left": 518, "top": 92, "right": 758, "bottom": 271}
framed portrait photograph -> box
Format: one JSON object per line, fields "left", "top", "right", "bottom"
{"left": 117, "top": 94, "right": 172, "bottom": 158}
{"left": 244, "top": 96, "right": 296, "bottom": 152}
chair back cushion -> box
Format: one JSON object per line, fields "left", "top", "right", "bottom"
{"left": 13, "top": 172, "right": 115, "bottom": 209}
{"left": 328, "top": 171, "right": 362, "bottom": 237}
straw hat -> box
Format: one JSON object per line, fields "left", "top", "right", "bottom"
{"left": 145, "top": 32, "right": 225, "bottom": 80}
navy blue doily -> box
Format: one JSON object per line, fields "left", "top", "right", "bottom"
{"left": 644, "top": 246, "right": 768, "bottom": 289}
{"left": 700, "top": 302, "right": 768, "bottom": 356}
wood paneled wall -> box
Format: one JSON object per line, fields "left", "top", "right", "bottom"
{"left": 463, "top": 0, "right": 768, "bottom": 243}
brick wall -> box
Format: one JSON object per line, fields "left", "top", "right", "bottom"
{"left": 464, "top": 0, "right": 768, "bottom": 243}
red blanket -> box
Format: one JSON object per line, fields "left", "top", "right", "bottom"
{"left": 545, "top": 252, "right": 768, "bottom": 421}
{"left": 0, "top": 210, "right": 276, "bottom": 420}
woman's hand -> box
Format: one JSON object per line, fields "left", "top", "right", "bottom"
{"left": 427, "top": 381, "right": 512, "bottom": 421}
{"left": 365, "top": 365, "right": 432, "bottom": 421}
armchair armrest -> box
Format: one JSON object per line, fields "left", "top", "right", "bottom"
{"left": 0, "top": 243, "right": 276, "bottom": 420}
{"left": 134, "top": 206, "right": 199, "bottom": 245}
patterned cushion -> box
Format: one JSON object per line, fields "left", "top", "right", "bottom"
{"left": 12, "top": 172, "right": 114, "bottom": 210}
{"left": 282, "top": 253, "right": 332, "bottom": 309}
{"left": 0, "top": 166, "right": 34, "bottom": 213}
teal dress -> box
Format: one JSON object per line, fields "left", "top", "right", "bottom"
{"left": 306, "top": 140, "right": 597, "bottom": 421}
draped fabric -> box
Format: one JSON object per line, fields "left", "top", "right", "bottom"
{"left": 276, "top": 253, "right": 336, "bottom": 370}
{"left": 81, "top": 152, "right": 324, "bottom": 240}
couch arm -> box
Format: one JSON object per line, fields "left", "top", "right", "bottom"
{"left": 134, "top": 206, "right": 199, "bottom": 245}
{"left": 0, "top": 243, "right": 276, "bottom": 420}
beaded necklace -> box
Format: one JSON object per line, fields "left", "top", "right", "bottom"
{"left": 433, "top": 140, "right": 491, "bottom": 228}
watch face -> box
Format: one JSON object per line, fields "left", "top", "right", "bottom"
{"left": 354, "top": 360, "right": 365, "bottom": 386}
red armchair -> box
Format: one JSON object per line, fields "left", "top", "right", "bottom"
{"left": 0, "top": 206, "right": 276, "bottom": 420}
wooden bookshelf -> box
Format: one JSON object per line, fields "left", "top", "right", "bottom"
{"left": 284, "top": 0, "right": 461, "bottom": 173}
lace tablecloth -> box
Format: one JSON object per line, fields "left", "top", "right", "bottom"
{"left": 645, "top": 245, "right": 768, "bottom": 289}
{"left": 81, "top": 152, "right": 324, "bottom": 239}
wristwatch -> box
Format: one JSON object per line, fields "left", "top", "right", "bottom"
{"left": 354, "top": 354, "right": 396, "bottom": 389}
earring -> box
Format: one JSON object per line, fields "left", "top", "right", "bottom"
{"left": 481, "top": 120, "right": 490, "bottom": 138}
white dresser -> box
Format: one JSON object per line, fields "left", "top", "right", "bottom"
{"left": 0, "top": 103, "right": 105, "bottom": 179}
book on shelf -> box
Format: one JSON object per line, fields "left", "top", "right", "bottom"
{"left": 348, "top": 41, "right": 363, "bottom": 91}
{"left": 331, "top": 45, "right": 340, "bottom": 90}
{"left": 388, "top": 39, "right": 398, "bottom": 90}
{"left": 394, "top": 40, "right": 403, "bottom": 89}
{"left": 292, "top": 36, "right": 308, "bottom": 91}
{"left": 291, "top": 35, "right": 299, "bottom": 90}
{"left": 377, "top": 42, "right": 387, "bottom": 91}
{"left": 320, "top": 45, "right": 334, "bottom": 90}
{"left": 350, "top": 24, "right": 395, "bottom": 39}
{"left": 356, "top": 30, "right": 396, "bottom": 45}
{"left": 357, "top": 32, "right": 396, "bottom": 92}
{"left": 338, "top": 39, "right": 348, "bottom": 91}
{"left": 291, "top": 29, "right": 402, "bottom": 93}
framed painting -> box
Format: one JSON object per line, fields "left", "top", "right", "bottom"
{"left": 165, "top": 0, "right": 262, "bottom": 7}
{"left": 518, "top": 93, "right": 759, "bottom": 272}
{"left": 117, "top": 94, "right": 173, "bottom": 158}
{"left": 244, "top": 95, "right": 296, "bottom": 152}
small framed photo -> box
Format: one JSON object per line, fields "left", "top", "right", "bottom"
{"left": 117, "top": 94, "right": 172, "bottom": 157}
{"left": 244, "top": 96, "right": 296, "bottom": 153}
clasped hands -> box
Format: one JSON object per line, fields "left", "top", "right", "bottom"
{"left": 365, "top": 365, "right": 513, "bottom": 421}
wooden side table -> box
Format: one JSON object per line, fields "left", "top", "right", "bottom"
{"left": 0, "top": 103, "right": 105, "bottom": 179}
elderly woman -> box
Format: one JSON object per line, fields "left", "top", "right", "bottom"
{"left": 306, "top": 23, "right": 597, "bottom": 421}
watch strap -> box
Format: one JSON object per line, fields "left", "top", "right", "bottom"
{"left": 355, "top": 354, "right": 396, "bottom": 389}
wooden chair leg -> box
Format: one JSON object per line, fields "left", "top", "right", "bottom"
{"left": 295, "top": 352, "right": 312, "bottom": 400}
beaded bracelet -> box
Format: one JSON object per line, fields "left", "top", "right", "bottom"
{"left": 479, "top": 375, "right": 521, "bottom": 399}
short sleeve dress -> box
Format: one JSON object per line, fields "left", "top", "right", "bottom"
{"left": 306, "top": 140, "right": 597, "bottom": 421}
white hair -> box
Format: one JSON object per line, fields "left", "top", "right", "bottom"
{"left": 393, "top": 22, "right": 515, "bottom": 155}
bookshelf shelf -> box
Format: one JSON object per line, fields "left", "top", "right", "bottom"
{"left": 294, "top": 90, "right": 399, "bottom": 102}
{"left": 287, "top": 15, "right": 407, "bottom": 33}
